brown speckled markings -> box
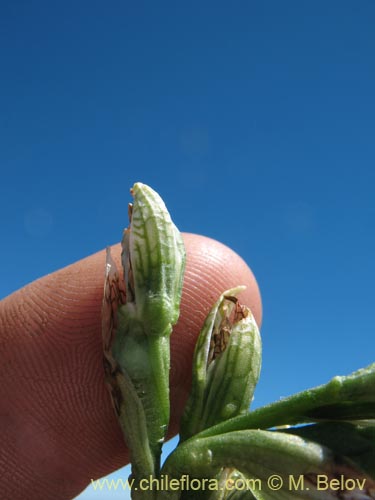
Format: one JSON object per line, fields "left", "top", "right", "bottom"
{"left": 102, "top": 247, "right": 127, "bottom": 418}
{"left": 102, "top": 248, "right": 126, "bottom": 354}
{"left": 207, "top": 295, "right": 248, "bottom": 365}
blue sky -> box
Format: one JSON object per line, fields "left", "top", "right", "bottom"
{"left": 1, "top": 1, "right": 375, "bottom": 498}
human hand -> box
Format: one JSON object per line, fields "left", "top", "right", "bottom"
{"left": 0, "top": 233, "right": 262, "bottom": 500}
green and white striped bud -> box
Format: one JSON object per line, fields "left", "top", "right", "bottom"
{"left": 180, "top": 287, "right": 261, "bottom": 441}
{"left": 102, "top": 183, "right": 186, "bottom": 496}
{"left": 121, "top": 182, "right": 185, "bottom": 337}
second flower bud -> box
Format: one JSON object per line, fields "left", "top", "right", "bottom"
{"left": 180, "top": 287, "right": 262, "bottom": 441}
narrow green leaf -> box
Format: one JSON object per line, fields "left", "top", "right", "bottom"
{"left": 278, "top": 422, "right": 375, "bottom": 479}
{"left": 194, "top": 363, "right": 375, "bottom": 439}
{"left": 161, "top": 430, "right": 375, "bottom": 499}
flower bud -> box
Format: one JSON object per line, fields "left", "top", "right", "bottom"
{"left": 180, "top": 287, "right": 261, "bottom": 441}
{"left": 121, "top": 182, "right": 185, "bottom": 337}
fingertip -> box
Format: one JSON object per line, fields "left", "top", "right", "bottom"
{"left": 182, "top": 233, "right": 262, "bottom": 327}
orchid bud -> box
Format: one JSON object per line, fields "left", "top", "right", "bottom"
{"left": 121, "top": 182, "right": 185, "bottom": 337}
{"left": 180, "top": 287, "right": 261, "bottom": 441}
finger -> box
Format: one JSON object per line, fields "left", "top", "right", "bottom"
{"left": 0, "top": 233, "right": 261, "bottom": 500}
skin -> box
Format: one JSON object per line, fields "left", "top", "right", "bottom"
{"left": 0, "top": 233, "right": 262, "bottom": 500}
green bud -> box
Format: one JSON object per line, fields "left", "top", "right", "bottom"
{"left": 121, "top": 182, "right": 185, "bottom": 336}
{"left": 180, "top": 287, "right": 261, "bottom": 441}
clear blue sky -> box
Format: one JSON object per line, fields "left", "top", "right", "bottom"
{"left": 1, "top": 2, "right": 374, "bottom": 498}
